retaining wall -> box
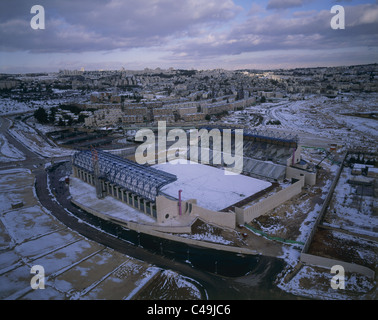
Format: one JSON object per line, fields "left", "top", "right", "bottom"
{"left": 301, "top": 153, "right": 346, "bottom": 253}
{"left": 236, "top": 176, "right": 304, "bottom": 225}
{"left": 300, "top": 253, "right": 375, "bottom": 279}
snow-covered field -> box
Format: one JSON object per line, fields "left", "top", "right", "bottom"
{"left": 223, "top": 92, "right": 378, "bottom": 150}
{"left": 277, "top": 233, "right": 376, "bottom": 300}
{"left": 154, "top": 159, "right": 272, "bottom": 211}
{"left": 272, "top": 95, "right": 377, "bottom": 147}
{"left": 0, "top": 95, "right": 84, "bottom": 116}
{"left": 8, "top": 119, "right": 74, "bottom": 158}
{"left": 0, "top": 134, "right": 25, "bottom": 162}
{"left": 134, "top": 269, "right": 203, "bottom": 299}
{"left": 0, "top": 98, "right": 38, "bottom": 116}
{"left": 277, "top": 264, "right": 375, "bottom": 300}
{"left": 0, "top": 167, "right": 204, "bottom": 300}
{"left": 325, "top": 167, "right": 378, "bottom": 238}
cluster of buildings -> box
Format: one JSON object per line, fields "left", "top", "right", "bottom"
{"left": 83, "top": 92, "right": 257, "bottom": 127}
{"left": 266, "top": 64, "right": 378, "bottom": 95}
{"left": 1, "top": 64, "right": 376, "bottom": 97}
{"left": 0, "top": 63, "right": 376, "bottom": 128}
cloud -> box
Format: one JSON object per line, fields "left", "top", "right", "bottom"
{"left": 0, "top": 0, "right": 242, "bottom": 53}
{"left": 0, "top": 0, "right": 377, "bottom": 71}
{"left": 167, "top": 3, "right": 378, "bottom": 59}
{"left": 266, "top": 0, "right": 310, "bottom": 10}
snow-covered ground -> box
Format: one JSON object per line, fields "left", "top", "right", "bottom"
{"left": 277, "top": 231, "right": 376, "bottom": 300}
{"left": 271, "top": 95, "right": 377, "bottom": 147}
{"left": 223, "top": 92, "right": 378, "bottom": 150}
{"left": 0, "top": 94, "right": 86, "bottom": 116}
{"left": 7, "top": 118, "right": 74, "bottom": 158}
{"left": 0, "top": 134, "right": 25, "bottom": 162}
{"left": 154, "top": 159, "right": 271, "bottom": 211}
{"left": 179, "top": 231, "right": 233, "bottom": 245}
{"left": 0, "top": 167, "right": 204, "bottom": 300}
{"left": 277, "top": 263, "right": 375, "bottom": 300}
{"left": 0, "top": 98, "right": 38, "bottom": 116}
{"left": 133, "top": 269, "right": 203, "bottom": 299}
{"left": 325, "top": 167, "right": 378, "bottom": 238}
{"left": 69, "top": 176, "right": 156, "bottom": 225}
{"left": 0, "top": 98, "right": 63, "bottom": 116}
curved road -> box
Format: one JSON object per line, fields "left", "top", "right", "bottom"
{"left": 1, "top": 115, "right": 296, "bottom": 300}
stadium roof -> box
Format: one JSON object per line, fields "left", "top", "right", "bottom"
{"left": 72, "top": 149, "right": 177, "bottom": 202}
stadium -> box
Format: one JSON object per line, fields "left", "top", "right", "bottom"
{"left": 70, "top": 126, "right": 317, "bottom": 233}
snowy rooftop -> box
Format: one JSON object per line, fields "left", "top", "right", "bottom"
{"left": 153, "top": 160, "right": 272, "bottom": 211}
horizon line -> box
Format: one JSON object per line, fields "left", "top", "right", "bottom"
{"left": 1, "top": 62, "right": 377, "bottom": 75}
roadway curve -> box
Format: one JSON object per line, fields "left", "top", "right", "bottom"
{"left": 40, "top": 160, "right": 293, "bottom": 299}
{"left": 1, "top": 115, "right": 296, "bottom": 299}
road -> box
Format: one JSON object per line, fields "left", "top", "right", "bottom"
{"left": 35, "top": 164, "right": 227, "bottom": 298}
{"left": 42, "top": 160, "right": 294, "bottom": 299}
{"left": 0, "top": 116, "right": 42, "bottom": 165}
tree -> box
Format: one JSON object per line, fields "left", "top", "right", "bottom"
{"left": 260, "top": 96, "right": 266, "bottom": 103}
{"left": 34, "top": 107, "right": 48, "bottom": 124}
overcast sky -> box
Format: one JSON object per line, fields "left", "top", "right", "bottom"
{"left": 0, "top": 0, "right": 377, "bottom": 73}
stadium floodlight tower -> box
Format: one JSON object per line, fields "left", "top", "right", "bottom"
{"left": 91, "top": 146, "right": 104, "bottom": 199}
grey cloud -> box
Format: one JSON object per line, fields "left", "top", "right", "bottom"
{"left": 0, "top": 0, "right": 241, "bottom": 53}
{"left": 168, "top": 3, "right": 378, "bottom": 59}
{"left": 266, "top": 0, "right": 310, "bottom": 10}
{"left": 0, "top": 0, "right": 376, "bottom": 70}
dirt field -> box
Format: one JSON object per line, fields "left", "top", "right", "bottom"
{"left": 249, "top": 160, "right": 335, "bottom": 243}
{"left": 308, "top": 227, "right": 377, "bottom": 270}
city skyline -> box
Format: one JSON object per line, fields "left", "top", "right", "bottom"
{"left": 0, "top": 0, "right": 377, "bottom": 73}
